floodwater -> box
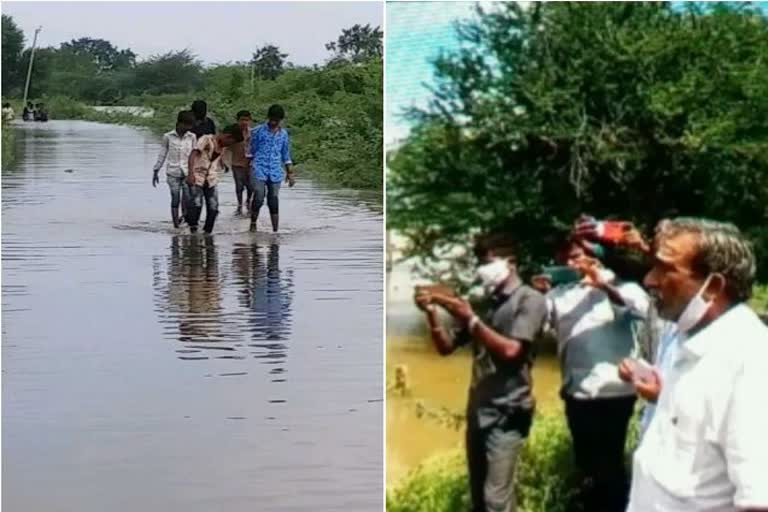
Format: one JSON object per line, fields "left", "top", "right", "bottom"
{"left": 2, "top": 121, "right": 383, "bottom": 511}
{"left": 386, "top": 261, "right": 562, "bottom": 485}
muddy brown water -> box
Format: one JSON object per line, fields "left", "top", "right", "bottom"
{"left": 2, "top": 120, "right": 383, "bottom": 511}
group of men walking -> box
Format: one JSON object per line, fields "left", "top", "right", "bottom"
{"left": 415, "top": 217, "right": 768, "bottom": 512}
{"left": 152, "top": 100, "right": 294, "bottom": 234}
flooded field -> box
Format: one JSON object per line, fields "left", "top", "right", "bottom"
{"left": 2, "top": 121, "right": 383, "bottom": 511}
{"left": 386, "top": 261, "right": 562, "bottom": 485}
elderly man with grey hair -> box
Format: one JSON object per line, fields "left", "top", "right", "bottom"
{"left": 624, "top": 217, "right": 768, "bottom": 512}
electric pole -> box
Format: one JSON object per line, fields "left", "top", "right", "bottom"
{"left": 22, "top": 26, "right": 42, "bottom": 108}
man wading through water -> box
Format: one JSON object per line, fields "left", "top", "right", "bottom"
{"left": 153, "top": 110, "right": 196, "bottom": 228}
{"left": 249, "top": 104, "right": 295, "bottom": 233}
{"left": 186, "top": 124, "right": 243, "bottom": 234}
{"left": 414, "top": 234, "right": 548, "bottom": 512}
{"left": 230, "top": 110, "right": 254, "bottom": 216}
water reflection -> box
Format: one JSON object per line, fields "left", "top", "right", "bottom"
{"left": 153, "top": 237, "right": 294, "bottom": 370}
{"left": 232, "top": 242, "right": 295, "bottom": 379}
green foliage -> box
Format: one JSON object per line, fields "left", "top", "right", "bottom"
{"left": 251, "top": 44, "right": 288, "bottom": 80}
{"left": 749, "top": 283, "right": 768, "bottom": 314}
{"left": 387, "top": 410, "right": 642, "bottom": 512}
{"left": 326, "top": 23, "right": 383, "bottom": 63}
{"left": 387, "top": 2, "right": 768, "bottom": 280}
{"left": 2, "top": 14, "right": 25, "bottom": 94}
{"left": 1, "top": 16, "right": 382, "bottom": 190}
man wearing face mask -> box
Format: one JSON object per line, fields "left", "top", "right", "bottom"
{"left": 413, "top": 233, "right": 548, "bottom": 512}
{"left": 544, "top": 234, "right": 649, "bottom": 512}
{"left": 627, "top": 218, "right": 768, "bottom": 512}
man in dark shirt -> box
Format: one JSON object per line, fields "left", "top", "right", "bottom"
{"left": 190, "top": 99, "right": 216, "bottom": 138}
{"left": 414, "top": 233, "right": 548, "bottom": 512}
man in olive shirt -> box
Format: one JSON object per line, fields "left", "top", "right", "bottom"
{"left": 415, "top": 233, "right": 548, "bottom": 512}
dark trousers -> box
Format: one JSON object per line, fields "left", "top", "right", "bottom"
{"left": 563, "top": 395, "right": 636, "bottom": 512}
{"left": 466, "top": 418, "right": 526, "bottom": 512}
{"left": 185, "top": 183, "right": 219, "bottom": 233}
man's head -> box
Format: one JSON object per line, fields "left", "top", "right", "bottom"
{"left": 267, "top": 104, "right": 285, "bottom": 130}
{"left": 236, "top": 110, "right": 252, "bottom": 131}
{"left": 218, "top": 124, "right": 245, "bottom": 147}
{"left": 644, "top": 217, "right": 755, "bottom": 327}
{"left": 176, "top": 110, "right": 196, "bottom": 135}
{"left": 3, "top": 103, "right": 10, "bottom": 109}
{"left": 27, "top": 101, "right": 33, "bottom": 108}
{"left": 191, "top": 100, "right": 207, "bottom": 120}
{"left": 473, "top": 232, "right": 518, "bottom": 294}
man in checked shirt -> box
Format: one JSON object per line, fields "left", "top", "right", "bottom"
{"left": 152, "top": 110, "right": 197, "bottom": 229}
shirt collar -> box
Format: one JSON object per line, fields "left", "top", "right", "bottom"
{"left": 493, "top": 276, "right": 522, "bottom": 301}
{"left": 679, "top": 303, "right": 750, "bottom": 359}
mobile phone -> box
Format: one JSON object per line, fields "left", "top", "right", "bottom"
{"left": 595, "top": 221, "right": 631, "bottom": 244}
{"left": 541, "top": 266, "right": 581, "bottom": 286}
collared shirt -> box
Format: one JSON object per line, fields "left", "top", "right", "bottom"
{"left": 153, "top": 130, "right": 197, "bottom": 178}
{"left": 639, "top": 320, "right": 679, "bottom": 435}
{"left": 189, "top": 134, "right": 225, "bottom": 187}
{"left": 628, "top": 304, "right": 768, "bottom": 512}
{"left": 546, "top": 274, "right": 649, "bottom": 398}
{"left": 2, "top": 107, "right": 15, "bottom": 122}
{"left": 249, "top": 123, "right": 292, "bottom": 182}
{"left": 454, "top": 280, "right": 548, "bottom": 430}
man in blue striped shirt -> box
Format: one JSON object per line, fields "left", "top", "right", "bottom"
{"left": 249, "top": 104, "right": 295, "bottom": 233}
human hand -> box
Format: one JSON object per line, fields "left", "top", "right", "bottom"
{"left": 414, "top": 286, "right": 433, "bottom": 312}
{"left": 287, "top": 172, "right": 296, "bottom": 188}
{"left": 633, "top": 366, "right": 662, "bottom": 402}
{"left": 186, "top": 173, "right": 196, "bottom": 186}
{"left": 433, "top": 295, "right": 474, "bottom": 323}
{"left": 152, "top": 171, "right": 159, "bottom": 188}
{"left": 618, "top": 358, "right": 634, "bottom": 383}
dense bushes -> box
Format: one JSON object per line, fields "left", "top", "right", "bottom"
{"left": 387, "top": 2, "right": 768, "bottom": 279}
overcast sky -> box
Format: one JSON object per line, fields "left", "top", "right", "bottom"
{"left": 3, "top": 1, "right": 383, "bottom": 66}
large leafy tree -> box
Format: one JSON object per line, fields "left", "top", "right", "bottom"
{"left": 326, "top": 23, "right": 383, "bottom": 63}
{"left": 2, "top": 14, "right": 25, "bottom": 93}
{"left": 387, "top": 2, "right": 768, "bottom": 279}
{"left": 251, "top": 44, "right": 288, "bottom": 80}
{"left": 59, "top": 37, "right": 135, "bottom": 72}
{"left": 130, "top": 50, "right": 203, "bottom": 95}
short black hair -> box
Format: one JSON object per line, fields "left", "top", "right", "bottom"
{"left": 191, "top": 100, "right": 207, "bottom": 119}
{"left": 3, "top": 103, "right": 9, "bottom": 108}
{"left": 267, "top": 104, "right": 285, "bottom": 120}
{"left": 177, "top": 110, "right": 196, "bottom": 125}
{"left": 473, "top": 232, "right": 517, "bottom": 261}
{"left": 221, "top": 123, "right": 245, "bottom": 143}
{"left": 236, "top": 110, "right": 252, "bottom": 120}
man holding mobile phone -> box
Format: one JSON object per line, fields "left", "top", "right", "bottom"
{"left": 414, "top": 233, "right": 547, "bottom": 512}
{"left": 625, "top": 218, "right": 768, "bottom": 512}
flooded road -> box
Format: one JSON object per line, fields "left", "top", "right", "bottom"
{"left": 386, "top": 260, "right": 562, "bottom": 485}
{"left": 2, "top": 121, "right": 383, "bottom": 511}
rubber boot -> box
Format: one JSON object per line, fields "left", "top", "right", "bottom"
{"left": 270, "top": 214, "right": 279, "bottom": 233}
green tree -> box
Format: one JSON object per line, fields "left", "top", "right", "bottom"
{"left": 59, "top": 37, "right": 135, "bottom": 72}
{"left": 130, "top": 50, "right": 203, "bottom": 95}
{"left": 251, "top": 44, "right": 288, "bottom": 80}
{"left": 2, "top": 14, "right": 25, "bottom": 94}
{"left": 387, "top": 2, "right": 768, "bottom": 279}
{"left": 325, "top": 23, "right": 383, "bottom": 63}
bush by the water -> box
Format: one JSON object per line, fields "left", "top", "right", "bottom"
{"left": 387, "top": 411, "right": 640, "bottom": 512}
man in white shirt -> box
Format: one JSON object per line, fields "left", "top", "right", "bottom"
{"left": 627, "top": 217, "right": 768, "bottom": 512}
{"left": 545, "top": 236, "right": 649, "bottom": 512}
{"left": 153, "top": 110, "right": 197, "bottom": 228}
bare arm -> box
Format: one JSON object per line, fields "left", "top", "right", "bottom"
{"left": 187, "top": 150, "right": 201, "bottom": 184}
{"left": 154, "top": 134, "right": 169, "bottom": 172}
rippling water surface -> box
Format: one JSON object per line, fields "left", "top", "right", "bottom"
{"left": 2, "top": 121, "right": 383, "bottom": 511}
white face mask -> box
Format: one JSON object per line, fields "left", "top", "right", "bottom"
{"left": 676, "top": 275, "right": 714, "bottom": 333}
{"left": 476, "top": 259, "right": 510, "bottom": 294}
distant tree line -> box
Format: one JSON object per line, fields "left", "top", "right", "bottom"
{"left": 2, "top": 14, "right": 381, "bottom": 104}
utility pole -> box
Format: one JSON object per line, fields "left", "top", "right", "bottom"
{"left": 22, "top": 26, "right": 42, "bottom": 107}
{"left": 250, "top": 61, "right": 255, "bottom": 95}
